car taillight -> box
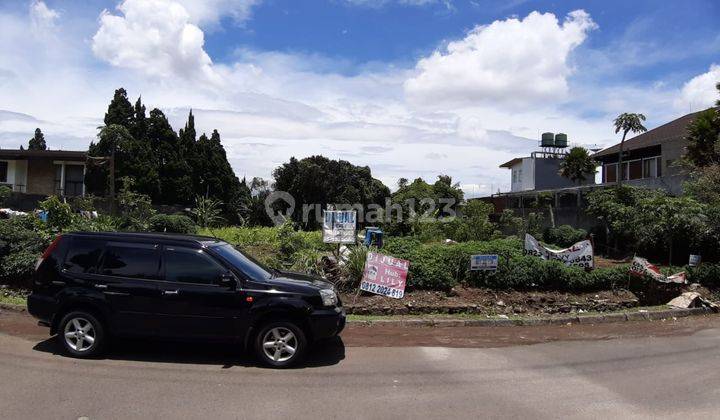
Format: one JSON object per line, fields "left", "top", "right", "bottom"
{"left": 36, "top": 235, "right": 63, "bottom": 270}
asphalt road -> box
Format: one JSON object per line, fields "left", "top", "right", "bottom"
{"left": 2, "top": 316, "right": 720, "bottom": 419}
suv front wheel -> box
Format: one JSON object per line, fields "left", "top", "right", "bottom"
{"left": 254, "top": 321, "right": 307, "bottom": 368}
{"left": 58, "top": 311, "right": 106, "bottom": 358}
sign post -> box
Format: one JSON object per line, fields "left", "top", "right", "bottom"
{"left": 322, "top": 210, "right": 357, "bottom": 244}
{"left": 470, "top": 254, "right": 499, "bottom": 272}
{"left": 359, "top": 252, "right": 409, "bottom": 299}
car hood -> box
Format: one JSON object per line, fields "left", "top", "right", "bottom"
{"left": 266, "top": 270, "right": 335, "bottom": 292}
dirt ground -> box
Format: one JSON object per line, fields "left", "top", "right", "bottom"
{"left": 341, "top": 287, "right": 639, "bottom": 315}
{"left": 3, "top": 308, "right": 720, "bottom": 349}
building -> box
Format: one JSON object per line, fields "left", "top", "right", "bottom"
{"left": 499, "top": 132, "right": 594, "bottom": 193}
{"left": 0, "top": 149, "right": 87, "bottom": 197}
{"left": 592, "top": 111, "right": 702, "bottom": 195}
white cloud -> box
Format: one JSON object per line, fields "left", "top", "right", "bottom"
{"left": 92, "top": 0, "right": 221, "bottom": 85}
{"left": 677, "top": 64, "right": 720, "bottom": 111}
{"left": 404, "top": 10, "right": 597, "bottom": 109}
{"left": 174, "top": 0, "right": 261, "bottom": 27}
{"left": 30, "top": 0, "right": 59, "bottom": 34}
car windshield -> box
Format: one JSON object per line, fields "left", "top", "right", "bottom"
{"left": 211, "top": 243, "right": 274, "bottom": 281}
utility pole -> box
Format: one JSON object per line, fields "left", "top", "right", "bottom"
{"left": 109, "top": 151, "right": 116, "bottom": 215}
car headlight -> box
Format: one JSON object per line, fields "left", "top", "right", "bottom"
{"left": 319, "top": 289, "right": 338, "bottom": 306}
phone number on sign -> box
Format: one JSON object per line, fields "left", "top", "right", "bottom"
{"left": 360, "top": 281, "right": 404, "bottom": 299}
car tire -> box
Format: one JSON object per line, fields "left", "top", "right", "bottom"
{"left": 57, "top": 311, "right": 106, "bottom": 358}
{"left": 254, "top": 321, "right": 307, "bottom": 368}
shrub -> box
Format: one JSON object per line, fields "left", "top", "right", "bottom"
{"left": 687, "top": 264, "right": 720, "bottom": 289}
{"left": 0, "top": 215, "right": 52, "bottom": 287}
{"left": 39, "top": 195, "right": 73, "bottom": 231}
{"left": 0, "top": 185, "right": 11, "bottom": 205}
{"left": 543, "top": 225, "right": 587, "bottom": 247}
{"left": 148, "top": 214, "right": 197, "bottom": 234}
{"left": 288, "top": 248, "right": 324, "bottom": 277}
{"left": 66, "top": 214, "right": 120, "bottom": 233}
{"left": 342, "top": 245, "right": 373, "bottom": 288}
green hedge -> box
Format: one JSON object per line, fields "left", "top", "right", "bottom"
{"left": 543, "top": 225, "right": 587, "bottom": 247}
{"left": 149, "top": 214, "right": 197, "bottom": 234}
{"left": 382, "top": 236, "right": 643, "bottom": 292}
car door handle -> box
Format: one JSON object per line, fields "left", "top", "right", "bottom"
{"left": 94, "top": 284, "right": 108, "bottom": 289}
{"left": 163, "top": 290, "right": 179, "bottom": 295}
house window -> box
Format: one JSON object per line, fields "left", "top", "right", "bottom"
{"left": 628, "top": 160, "right": 642, "bottom": 180}
{"left": 65, "top": 165, "right": 84, "bottom": 196}
{"left": 0, "top": 161, "right": 7, "bottom": 183}
{"left": 54, "top": 163, "right": 85, "bottom": 196}
{"left": 643, "top": 157, "right": 660, "bottom": 178}
{"left": 604, "top": 163, "right": 617, "bottom": 183}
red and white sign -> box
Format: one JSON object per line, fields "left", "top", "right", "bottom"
{"left": 629, "top": 257, "right": 687, "bottom": 284}
{"left": 360, "top": 252, "right": 409, "bottom": 299}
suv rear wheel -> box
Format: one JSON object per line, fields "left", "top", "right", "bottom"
{"left": 58, "top": 311, "right": 106, "bottom": 358}
{"left": 254, "top": 321, "right": 307, "bottom": 368}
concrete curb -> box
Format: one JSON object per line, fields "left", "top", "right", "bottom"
{"left": 2, "top": 302, "right": 715, "bottom": 328}
{"left": 349, "top": 307, "right": 716, "bottom": 327}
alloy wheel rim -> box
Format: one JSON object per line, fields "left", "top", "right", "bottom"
{"left": 262, "top": 327, "right": 297, "bottom": 362}
{"left": 63, "top": 317, "right": 96, "bottom": 352}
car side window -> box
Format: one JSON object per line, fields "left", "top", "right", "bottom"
{"left": 163, "top": 246, "right": 227, "bottom": 285}
{"left": 99, "top": 242, "right": 161, "bottom": 280}
{"left": 64, "top": 238, "right": 105, "bottom": 274}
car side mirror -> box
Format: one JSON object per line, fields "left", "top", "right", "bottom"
{"left": 219, "top": 272, "right": 237, "bottom": 290}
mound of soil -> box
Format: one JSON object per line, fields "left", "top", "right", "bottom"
{"left": 341, "top": 287, "right": 639, "bottom": 316}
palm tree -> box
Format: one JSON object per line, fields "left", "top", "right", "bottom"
{"left": 559, "top": 147, "right": 598, "bottom": 184}
{"left": 613, "top": 113, "right": 647, "bottom": 185}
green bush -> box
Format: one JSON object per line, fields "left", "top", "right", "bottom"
{"left": 543, "top": 225, "right": 587, "bottom": 247}
{"left": 149, "top": 214, "right": 197, "bottom": 234}
{"left": 687, "top": 264, "right": 720, "bottom": 289}
{"left": 39, "top": 195, "right": 73, "bottom": 231}
{"left": 0, "top": 215, "right": 52, "bottom": 287}
{"left": 0, "top": 185, "right": 12, "bottom": 205}
{"left": 66, "top": 214, "right": 121, "bottom": 233}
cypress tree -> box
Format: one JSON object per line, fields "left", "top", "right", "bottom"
{"left": 147, "top": 108, "right": 193, "bottom": 204}
{"left": 28, "top": 128, "right": 47, "bottom": 150}
{"left": 104, "top": 88, "right": 134, "bottom": 128}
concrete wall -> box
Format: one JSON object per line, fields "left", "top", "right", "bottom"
{"left": 26, "top": 159, "right": 56, "bottom": 196}
{"left": 509, "top": 158, "right": 535, "bottom": 192}
{"left": 534, "top": 158, "right": 592, "bottom": 190}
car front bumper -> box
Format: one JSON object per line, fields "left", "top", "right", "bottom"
{"left": 308, "top": 306, "right": 346, "bottom": 340}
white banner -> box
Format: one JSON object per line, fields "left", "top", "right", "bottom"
{"left": 629, "top": 257, "right": 687, "bottom": 284}
{"left": 524, "top": 234, "right": 594, "bottom": 269}
{"left": 322, "top": 210, "right": 357, "bottom": 244}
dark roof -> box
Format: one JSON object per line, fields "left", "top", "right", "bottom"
{"left": 66, "top": 231, "right": 225, "bottom": 246}
{"left": 499, "top": 157, "right": 525, "bottom": 168}
{"left": 592, "top": 111, "right": 705, "bottom": 159}
{"left": 0, "top": 149, "right": 87, "bottom": 160}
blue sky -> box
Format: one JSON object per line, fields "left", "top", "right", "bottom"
{"left": 0, "top": 0, "right": 719, "bottom": 195}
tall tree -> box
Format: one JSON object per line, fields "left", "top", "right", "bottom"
{"left": 130, "top": 96, "right": 147, "bottom": 141}
{"left": 87, "top": 125, "right": 160, "bottom": 199}
{"left": 146, "top": 108, "right": 192, "bottom": 204}
{"left": 195, "top": 130, "right": 251, "bottom": 223}
{"left": 273, "top": 155, "right": 390, "bottom": 229}
{"left": 613, "top": 113, "right": 647, "bottom": 185}
{"left": 178, "top": 110, "right": 202, "bottom": 193}
{"left": 559, "top": 147, "right": 597, "bottom": 184}
{"left": 104, "top": 88, "right": 134, "bottom": 128}
{"left": 28, "top": 128, "right": 46, "bottom": 150}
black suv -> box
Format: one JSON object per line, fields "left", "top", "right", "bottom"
{"left": 28, "top": 232, "right": 345, "bottom": 368}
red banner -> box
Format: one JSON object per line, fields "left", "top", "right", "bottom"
{"left": 359, "top": 252, "right": 409, "bottom": 299}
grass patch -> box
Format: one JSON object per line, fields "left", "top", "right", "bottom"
{"left": 0, "top": 294, "right": 27, "bottom": 306}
